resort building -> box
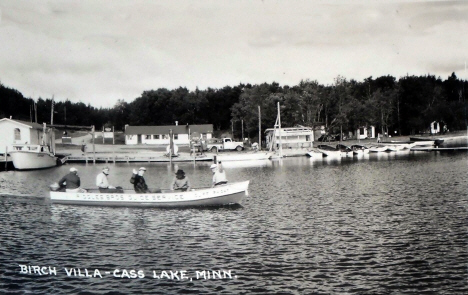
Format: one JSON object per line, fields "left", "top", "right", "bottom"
{"left": 356, "top": 126, "right": 376, "bottom": 139}
{"left": 0, "top": 118, "right": 48, "bottom": 154}
{"left": 124, "top": 124, "right": 213, "bottom": 145}
{"left": 430, "top": 121, "right": 441, "bottom": 134}
{"left": 265, "top": 126, "right": 314, "bottom": 149}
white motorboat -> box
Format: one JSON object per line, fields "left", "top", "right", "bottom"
{"left": 368, "top": 146, "right": 387, "bottom": 153}
{"left": 215, "top": 152, "right": 272, "bottom": 162}
{"left": 49, "top": 181, "right": 250, "bottom": 207}
{"left": 9, "top": 144, "right": 58, "bottom": 170}
{"left": 350, "top": 144, "right": 369, "bottom": 155}
{"left": 317, "top": 145, "right": 352, "bottom": 157}
{"left": 307, "top": 150, "right": 324, "bottom": 158}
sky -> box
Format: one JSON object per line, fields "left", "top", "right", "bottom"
{"left": 1, "top": 0, "right": 467, "bottom": 108}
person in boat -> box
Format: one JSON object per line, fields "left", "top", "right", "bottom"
{"left": 211, "top": 162, "right": 228, "bottom": 187}
{"left": 171, "top": 169, "right": 191, "bottom": 192}
{"left": 130, "top": 167, "right": 161, "bottom": 193}
{"left": 96, "top": 166, "right": 122, "bottom": 193}
{"left": 58, "top": 167, "right": 86, "bottom": 192}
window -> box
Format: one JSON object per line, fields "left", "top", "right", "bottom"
{"left": 14, "top": 128, "right": 21, "bottom": 141}
{"left": 154, "top": 135, "right": 160, "bottom": 139}
{"left": 163, "top": 134, "right": 169, "bottom": 139}
{"left": 174, "top": 134, "right": 178, "bottom": 140}
{"left": 145, "top": 135, "right": 151, "bottom": 139}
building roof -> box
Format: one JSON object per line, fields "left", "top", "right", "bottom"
{"left": 125, "top": 124, "right": 213, "bottom": 135}
{"left": 0, "top": 118, "right": 44, "bottom": 130}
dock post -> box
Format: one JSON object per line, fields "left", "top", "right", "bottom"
{"left": 213, "top": 155, "right": 217, "bottom": 163}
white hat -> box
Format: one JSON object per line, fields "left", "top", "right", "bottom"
{"left": 210, "top": 164, "right": 217, "bottom": 169}
{"left": 70, "top": 167, "right": 77, "bottom": 172}
{"left": 139, "top": 167, "right": 146, "bottom": 171}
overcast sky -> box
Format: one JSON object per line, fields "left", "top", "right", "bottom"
{"left": 1, "top": 0, "right": 467, "bottom": 108}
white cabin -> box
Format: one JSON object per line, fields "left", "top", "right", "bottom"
{"left": 125, "top": 124, "right": 213, "bottom": 145}
{"left": 430, "top": 121, "right": 440, "bottom": 134}
{"left": 356, "top": 126, "right": 375, "bottom": 139}
{"left": 0, "top": 118, "right": 47, "bottom": 154}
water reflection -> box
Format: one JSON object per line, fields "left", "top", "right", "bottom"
{"left": 1, "top": 152, "right": 467, "bottom": 294}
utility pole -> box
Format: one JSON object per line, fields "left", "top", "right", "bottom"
{"left": 241, "top": 119, "right": 244, "bottom": 141}
{"left": 50, "top": 96, "right": 54, "bottom": 125}
{"left": 258, "top": 106, "right": 261, "bottom": 151}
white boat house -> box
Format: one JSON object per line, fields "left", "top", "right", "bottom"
{"left": 124, "top": 124, "right": 213, "bottom": 145}
{"left": 356, "top": 126, "right": 376, "bottom": 139}
{"left": 265, "top": 126, "right": 314, "bottom": 149}
{"left": 0, "top": 118, "right": 47, "bottom": 154}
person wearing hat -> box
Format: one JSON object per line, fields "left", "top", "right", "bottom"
{"left": 171, "top": 169, "right": 191, "bottom": 191}
{"left": 96, "top": 166, "right": 121, "bottom": 193}
{"left": 58, "top": 167, "right": 85, "bottom": 192}
{"left": 130, "top": 167, "right": 149, "bottom": 193}
{"left": 211, "top": 161, "right": 228, "bottom": 187}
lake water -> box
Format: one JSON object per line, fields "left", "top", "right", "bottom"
{"left": 1, "top": 151, "right": 467, "bottom": 294}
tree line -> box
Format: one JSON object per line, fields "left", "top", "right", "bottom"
{"left": 1, "top": 73, "right": 467, "bottom": 141}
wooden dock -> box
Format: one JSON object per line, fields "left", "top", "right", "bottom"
{"left": 61, "top": 153, "right": 213, "bottom": 163}
{"left": 410, "top": 147, "right": 468, "bottom": 152}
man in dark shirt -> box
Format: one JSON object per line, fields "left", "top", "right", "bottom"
{"left": 130, "top": 167, "right": 160, "bottom": 193}
{"left": 58, "top": 167, "right": 83, "bottom": 192}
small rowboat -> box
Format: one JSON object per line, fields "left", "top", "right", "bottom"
{"left": 368, "top": 146, "right": 387, "bottom": 153}
{"left": 350, "top": 144, "right": 369, "bottom": 155}
{"left": 49, "top": 181, "right": 249, "bottom": 207}
{"left": 317, "top": 145, "right": 352, "bottom": 157}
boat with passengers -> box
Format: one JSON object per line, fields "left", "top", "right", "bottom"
{"left": 49, "top": 181, "right": 250, "bottom": 207}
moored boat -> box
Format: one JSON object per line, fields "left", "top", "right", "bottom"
{"left": 9, "top": 144, "right": 58, "bottom": 170}
{"left": 307, "top": 149, "right": 324, "bottom": 158}
{"left": 350, "top": 144, "right": 369, "bottom": 155}
{"left": 49, "top": 181, "right": 250, "bottom": 207}
{"left": 336, "top": 144, "right": 353, "bottom": 157}
{"left": 410, "top": 137, "right": 444, "bottom": 146}
{"left": 316, "top": 145, "right": 351, "bottom": 157}
{"left": 380, "top": 141, "right": 414, "bottom": 150}
{"left": 216, "top": 152, "right": 272, "bottom": 162}
{"left": 368, "top": 145, "right": 387, "bottom": 153}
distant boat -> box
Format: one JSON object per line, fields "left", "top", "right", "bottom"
{"left": 336, "top": 144, "right": 354, "bottom": 157}
{"left": 317, "top": 145, "right": 351, "bottom": 157}
{"left": 410, "top": 137, "right": 443, "bottom": 146}
{"left": 216, "top": 152, "right": 272, "bottom": 162}
{"left": 350, "top": 144, "right": 369, "bottom": 155}
{"left": 49, "top": 181, "right": 250, "bottom": 207}
{"left": 307, "top": 149, "right": 324, "bottom": 158}
{"left": 368, "top": 145, "right": 387, "bottom": 153}
{"left": 9, "top": 144, "right": 58, "bottom": 170}
{"left": 380, "top": 141, "right": 414, "bottom": 150}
